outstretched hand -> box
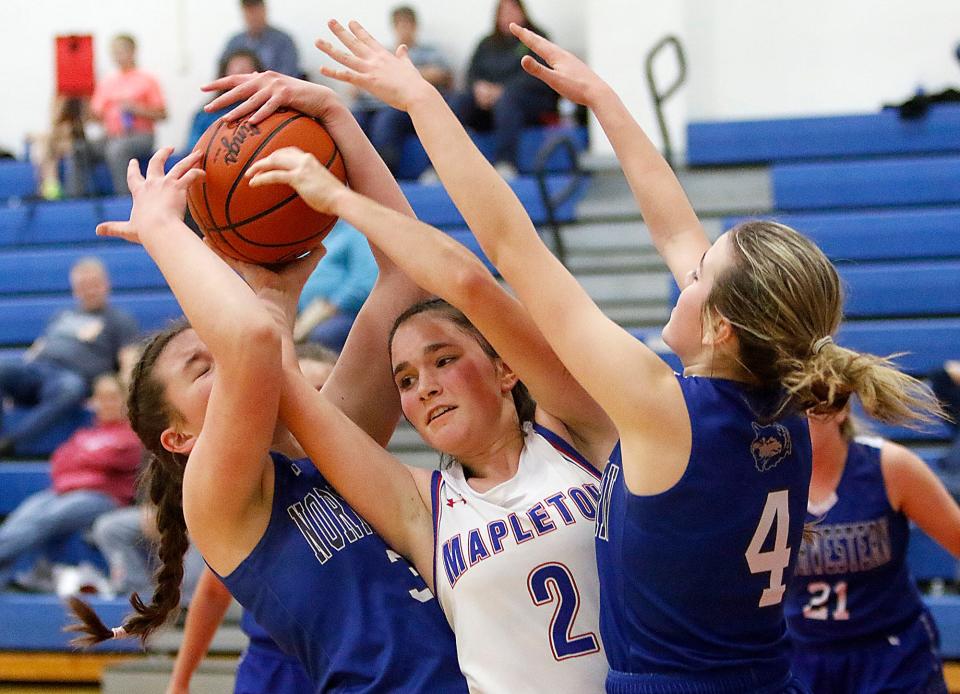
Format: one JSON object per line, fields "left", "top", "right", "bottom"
{"left": 202, "top": 71, "right": 347, "bottom": 126}
{"left": 246, "top": 146, "right": 350, "bottom": 216}
{"left": 96, "top": 148, "right": 204, "bottom": 245}
{"left": 510, "top": 23, "right": 607, "bottom": 107}
{"left": 316, "top": 19, "right": 433, "bottom": 112}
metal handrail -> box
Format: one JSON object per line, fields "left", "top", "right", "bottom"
{"left": 532, "top": 133, "right": 585, "bottom": 267}
{"left": 644, "top": 35, "right": 687, "bottom": 168}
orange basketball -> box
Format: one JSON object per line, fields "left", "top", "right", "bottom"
{"left": 186, "top": 109, "right": 347, "bottom": 265}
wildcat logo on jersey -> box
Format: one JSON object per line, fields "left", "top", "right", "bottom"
{"left": 749, "top": 421, "right": 792, "bottom": 472}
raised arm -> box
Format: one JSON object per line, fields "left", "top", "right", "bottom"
{"left": 314, "top": 20, "right": 683, "bottom": 448}
{"left": 96, "top": 149, "right": 281, "bottom": 556}
{"left": 511, "top": 25, "right": 708, "bottom": 284}
{"left": 247, "top": 147, "right": 616, "bottom": 467}
{"left": 882, "top": 442, "right": 960, "bottom": 557}
{"left": 165, "top": 568, "right": 233, "bottom": 694}
{"left": 201, "top": 74, "right": 426, "bottom": 446}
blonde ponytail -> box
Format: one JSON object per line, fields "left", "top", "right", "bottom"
{"left": 708, "top": 221, "right": 945, "bottom": 425}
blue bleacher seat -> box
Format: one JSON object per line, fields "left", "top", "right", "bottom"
{"left": 687, "top": 105, "right": 960, "bottom": 166}
{"left": 772, "top": 155, "right": 960, "bottom": 210}
{"left": 0, "top": 292, "right": 180, "bottom": 346}
{"left": 4, "top": 406, "right": 93, "bottom": 457}
{"left": 395, "top": 125, "right": 588, "bottom": 181}
{"left": 909, "top": 525, "right": 959, "bottom": 582}
{"left": 724, "top": 208, "right": 960, "bottom": 263}
{"left": 837, "top": 319, "right": 960, "bottom": 376}
{"left": 925, "top": 595, "right": 960, "bottom": 658}
{"left": 0, "top": 463, "right": 50, "bottom": 515}
{"left": 25, "top": 199, "right": 101, "bottom": 245}
{"left": 0, "top": 245, "right": 164, "bottom": 295}
{"left": 839, "top": 261, "right": 960, "bottom": 319}
{"left": 0, "top": 161, "right": 36, "bottom": 201}
{"left": 0, "top": 593, "right": 138, "bottom": 651}
{"left": 0, "top": 205, "right": 29, "bottom": 246}
{"left": 402, "top": 174, "right": 585, "bottom": 229}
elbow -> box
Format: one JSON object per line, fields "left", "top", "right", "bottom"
{"left": 451, "top": 260, "right": 499, "bottom": 314}
{"left": 236, "top": 317, "right": 282, "bottom": 361}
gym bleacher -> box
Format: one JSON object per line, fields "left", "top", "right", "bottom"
{"left": 2, "top": 100, "right": 960, "bottom": 691}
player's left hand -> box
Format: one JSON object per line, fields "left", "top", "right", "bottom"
{"left": 246, "top": 146, "right": 349, "bottom": 216}
{"left": 510, "top": 23, "right": 608, "bottom": 107}
{"left": 316, "top": 19, "right": 434, "bottom": 112}
{"left": 96, "top": 148, "right": 204, "bottom": 245}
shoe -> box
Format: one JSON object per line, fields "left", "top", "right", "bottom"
{"left": 40, "top": 179, "right": 63, "bottom": 201}
{"left": 494, "top": 162, "right": 518, "bottom": 180}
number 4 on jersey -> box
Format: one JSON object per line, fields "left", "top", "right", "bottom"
{"left": 745, "top": 490, "right": 791, "bottom": 608}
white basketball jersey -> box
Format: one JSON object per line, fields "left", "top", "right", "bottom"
{"left": 431, "top": 422, "right": 607, "bottom": 693}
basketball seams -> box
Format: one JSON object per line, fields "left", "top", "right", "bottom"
{"left": 187, "top": 111, "right": 343, "bottom": 263}
{"left": 223, "top": 112, "right": 304, "bottom": 228}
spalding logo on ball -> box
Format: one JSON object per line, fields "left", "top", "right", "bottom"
{"left": 186, "top": 108, "right": 347, "bottom": 265}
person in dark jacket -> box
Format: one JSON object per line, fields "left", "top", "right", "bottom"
{"left": 449, "top": 0, "right": 557, "bottom": 178}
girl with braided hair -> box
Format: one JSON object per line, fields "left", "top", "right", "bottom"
{"left": 66, "top": 80, "right": 467, "bottom": 693}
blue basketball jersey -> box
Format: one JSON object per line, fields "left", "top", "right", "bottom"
{"left": 217, "top": 453, "right": 467, "bottom": 693}
{"left": 595, "top": 375, "right": 812, "bottom": 686}
{"left": 785, "top": 437, "right": 924, "bottom": 645}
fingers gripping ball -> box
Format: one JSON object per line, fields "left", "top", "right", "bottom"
{"left": 186, "top": 109, "right": 347, "bottom": 264}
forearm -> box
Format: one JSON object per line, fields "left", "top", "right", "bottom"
{"left": 141, "top": 220, "right": 274, "bottom": 358}
{"left": 332, "top": 189, "right": 487, "bottom": 305}
{"left": 131, "top": 104, "right": 166, "bottom": 122}
{"left": 168, "top": 569, "right": 233, "bottom": 690}
{"left": 588, "top": 86, "right": 708, "bottom": 280}
{"left": 406, "top": 87, "right": 541, "bottom": 276}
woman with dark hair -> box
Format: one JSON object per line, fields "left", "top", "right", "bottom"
{"left": 448, "top": 0, "right": 557, "bottom": 178}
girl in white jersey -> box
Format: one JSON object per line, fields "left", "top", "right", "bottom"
{"left": 205, "top": 68, "right": 618, "bottom": 691}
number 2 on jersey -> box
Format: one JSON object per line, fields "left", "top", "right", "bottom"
{"left": 527, "top": 563, "right": 600, "bottom": 660}
{"left": 745, "top": 490, "right": 791, "bottom": 608}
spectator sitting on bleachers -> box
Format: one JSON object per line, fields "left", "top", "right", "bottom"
{"left": 785, "top": 405, "right": 959, "bottom": 692}
{"left": 292, "top": 221, "right": 378, "bottom": 351}
{"left": 185, "top": 49, "right": 264, "bottom": 151}
{"left": 66, "top": 34, "right": 166, "bottom": 196}
{"left": 220, "top": 0, "right": 300, "bottom": 78}
{"left": 0, "top": 257, "right": 140, "bottom": 457}
{"left": 90, "top": 499, "right": 205, "bottom": 606}
{"left": 0, "top": 374, "right": 141, "bottom": 591}
{"left": 448, "top": 0, "right": 557, "bottom": 179}
{"left": 351, "top": 5, "right": 452, "bottom": 176}
{"left": 28, "top": 95, "right": 90, "bottom": 201}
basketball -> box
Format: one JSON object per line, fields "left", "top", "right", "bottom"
{"left": 186, "top": 108, "right": 347, "bottom": 265}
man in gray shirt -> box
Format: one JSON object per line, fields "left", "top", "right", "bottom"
{"left": 0, "top": 257, "right": 139, "bottom": 456}
{"left": 220, "top": 0, "right": 301, "bottom": 78}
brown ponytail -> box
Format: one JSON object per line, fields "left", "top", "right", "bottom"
{"left": 66, "top": 321, "right": 192, "bottom": 647}
{"left": 707, "top": 221, "right": 944, "bottom": 425}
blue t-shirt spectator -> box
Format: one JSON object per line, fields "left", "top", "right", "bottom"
{"left": 294, "top": 222, "right": 377, "bottom": 351}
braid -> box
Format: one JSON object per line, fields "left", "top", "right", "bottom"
{"left": 66, "top": 320, "right": 192, "bottom": 647}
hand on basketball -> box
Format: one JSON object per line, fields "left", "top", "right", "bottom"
{"left": 96, "top": 148, "right": 204, "bottom": 245}
{"left": 216, "top": 246, "right": 326, "bottom": 331}
{"left": 246, "top": 147, "right": 349, "bottom": 216}
{"left": 203, "top": 71, "right": 347, "bottom": 127}
{"left": 510, "top": 23, "right": 607, "bottom": 107}
{"left": 316, "top": 19, "right": 433, "bottom": 112}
